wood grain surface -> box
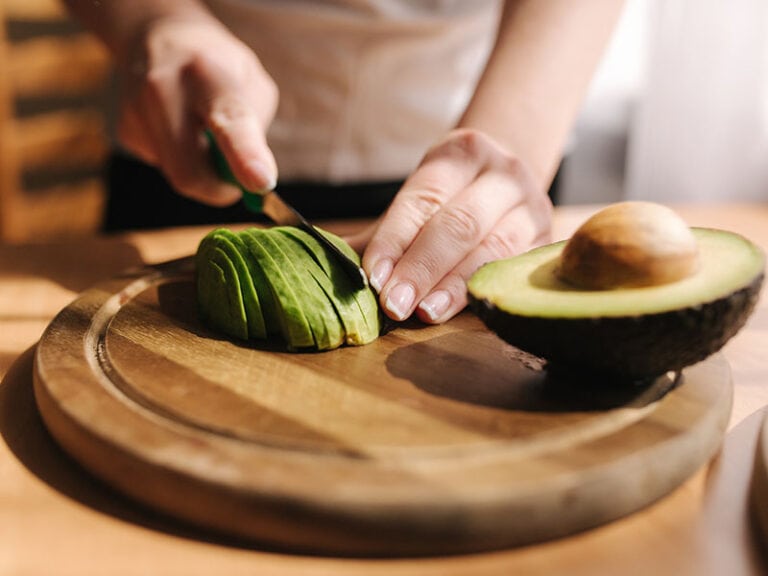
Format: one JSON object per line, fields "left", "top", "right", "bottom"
{"left": 32, "top": 255, "right": 734, "bottom": 556}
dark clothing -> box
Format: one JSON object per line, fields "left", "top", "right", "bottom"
{"left": 103, "top": 152, "right": 402, "bottom": 232}
{"left": 103, "top": 152, "right": 560, "bottom": 232}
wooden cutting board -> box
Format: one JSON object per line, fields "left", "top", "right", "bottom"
{"left": 751, "top": 411, "right": 768, "bottom": 548}
{"left": 33, "top": 256, "right": 733, "bottom": 556}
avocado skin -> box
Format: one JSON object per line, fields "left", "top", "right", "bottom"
{"left": 468, "top": 272, "right": 763, "bottom": 379}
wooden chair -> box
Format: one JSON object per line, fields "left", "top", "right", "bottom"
{"left": 0, "top": 0, "right": 110, "bottom": 242}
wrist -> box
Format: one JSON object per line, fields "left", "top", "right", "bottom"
{"left": 119, "top": 12, "right": 226, "bottom": 73}
{"left": 63, "top": 0, "right": 222, "bottom": 67}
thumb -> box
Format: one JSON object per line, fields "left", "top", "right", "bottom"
{"left": 183, "top": 53, "right": 279, "bottom": 192}
{"left": 208, "top": 111, "right": 277, "bottom": 193}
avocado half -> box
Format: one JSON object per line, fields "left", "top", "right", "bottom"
{"left": 196, "top": 226, "right": 382, "bottom": 351}
{"left": 467, "top": 227, "right": 764, "bottom": 379}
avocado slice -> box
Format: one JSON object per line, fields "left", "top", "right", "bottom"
{"left": 275, "top": 227, "right": 378, "bottom": 345}
{"left": 240, "top": 229, "right": 315, "bottom": 349}
{"left": 196, "top": 235, "right": 249, "bottom": 340}
{"left": 218, "top": 229, "right": 281, "bottom": 336}
{"left": 264, "top": 229, "right": 345, "bottom": 351}
{"left": 315, "top": 228, "right": 383, "bottom": 340}
{"left": 467, "top": 228, "right": 765, "bottom": 379}
{"left": 206, "top": 229, "right": 267, "bottom": 339}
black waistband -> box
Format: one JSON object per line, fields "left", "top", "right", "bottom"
{"left": 104, "top": 152, "right": 402, "bottom": 232}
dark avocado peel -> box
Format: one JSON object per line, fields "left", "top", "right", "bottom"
{"left": 467, "top": 202, "right": 765, "bottom": 380}
{"left": 196, "top": 226, "right": 382, "bottom": 351}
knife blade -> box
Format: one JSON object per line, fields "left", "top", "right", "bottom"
{"left": 207, "top": 132, "right": 368, "bottom": 290}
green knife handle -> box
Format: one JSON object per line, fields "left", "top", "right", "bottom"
{"left": 205, "top": 130, "right": 264, "bottom": 213}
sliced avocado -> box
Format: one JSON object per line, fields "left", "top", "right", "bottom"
{"left": 218, "top": 229, "right": 281, "bottom": 336}
{"left": 316, "top": 228, "right": 383, "bottom": 340}
{"left": 207, "top": 229, "right": 267, "bottom": 339}
{"left": 275, "top": 227, "right": 378, "bottom": 345}
{"left": 467, "top": 227, "right": 765, "bottom": 379}
{"left": 196, "top": 224, "right": 384, "bottom": 351}
{"left": 196, "top": 235, "right": 249, "bottom": 340}
{"left": 265, "top": 229, "right": 345, "bottom": 351}
{"left": 240, "top": 229, "right": 315, "bottom": 349}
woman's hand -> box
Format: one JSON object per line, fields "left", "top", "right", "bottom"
{"left": 352, "top": 128, "right": 553, "bottom": 324}
{"left": 116, "top": 16, "right": 278, "bottom": 205}
{"left": 352, "top": 0, "right": 624, "bottom": 325}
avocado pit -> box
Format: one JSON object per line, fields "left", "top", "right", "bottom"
{"left": 557, "top": 201, "right": 700, "bottom": 290}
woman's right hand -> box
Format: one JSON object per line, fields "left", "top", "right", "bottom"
{"left": 116, "top": 15, "right": 279, "bottom": 206}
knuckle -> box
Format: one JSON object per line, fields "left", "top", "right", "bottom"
{"left": 402, "top": 187, "right": 446, "bottom": 222}
{"left": 141, "top": 67, "right": 170, "bottom": 102}
{"left": 258, "top": 72, "right": 279, "bottom": 104}
{"left": 253, "top": 74, "right": 279, "bottom": 122}
{"left": 208, "top": 95, "right": 251, "bottom": 128}
{"left": 447, "top": 128, "right": 484, "bottom": 157}
{"left": 497, "top": 151, "right": 523, "bottom": 177}
{"left": 480, "top": 228, "right": 526, "bottom": 261}
{"left": 183, "top": 52, "right": 211, "bottom": 77}
{"left": 181, "top": 51, "right": 278, "bottom": 126}
{"left": 476, "top": 193, "right": 554, "bottom": 262}
{"left": 422, "top": 128, "right": 484, "bottom": 163}
{"left": 407, "top": 251, "right": 443, "bottom": 287}
{"left": 438, "top": 204, "right": 483, "bottom": 246}
{"left": 538, "top": 197, "right": 554, "bottom": 228}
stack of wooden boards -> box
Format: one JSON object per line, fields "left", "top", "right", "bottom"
{"left": 0, "top": 0, "right": 110, "bottom": 241}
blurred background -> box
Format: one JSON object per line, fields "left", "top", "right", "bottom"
{"left": 560, "top": 0, "right": 768, "bottom": 206}
{"left": 0, "top": 0, "right": 109, "bottom": 243}
{"left": 0, "top": 0, "right": 766, "bottom": 243}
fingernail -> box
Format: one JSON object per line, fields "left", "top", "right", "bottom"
{"left": 385, "top": 283, "right": 415, "bottom": 321}
{"left": 245, "top": 159, "right": 276, "bottom": 192}
{"left": 418, "top": 290, "right": 452, "bottom": 323}
{"left": 369, "top": 259, "right": 393, "bottom": 293}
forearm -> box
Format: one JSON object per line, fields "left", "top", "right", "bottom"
{"left": 459, "top": 0, "right": 625, "bottom": 187}
{"left": 61, "top": 0, "right": 220, "bottom": 64}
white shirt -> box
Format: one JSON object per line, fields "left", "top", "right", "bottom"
{"left": 203, "top": 0, "right": 501, "bottom": 183}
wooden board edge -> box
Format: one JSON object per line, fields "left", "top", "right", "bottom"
{"left": 29, "top": 259, "right": 737, "bottom": 556}
{"left": 750, "top": 410, "right": 768, "bottom": 552}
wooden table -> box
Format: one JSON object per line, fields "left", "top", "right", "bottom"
{"left": 1, "top": 203, "right": 767, "bottom": 575}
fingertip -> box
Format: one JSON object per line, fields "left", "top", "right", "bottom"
{"left": 368, "top": 258, "right": 393, "bottom": 294}
{"left": 382, "top": 282, "right": 416, "bottom": 322}
{"left": 416, "top": 290, "right": 453, "bottom": 324}
{"left": 206, "top": 113, "right": 277, "bottom": 194}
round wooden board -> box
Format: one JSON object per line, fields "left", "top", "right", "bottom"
{"left": 33, "top": 257, "right": 733, "bottom": 556}
{"left": 751, "top": 411, "right": 768, "bottom": 549}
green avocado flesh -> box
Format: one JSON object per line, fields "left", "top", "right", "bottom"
{"left": 467, "top": 228, "right": 765, "bottom": 379}
{"left": 196, "top": 226, "right": 382, "bottom": 351}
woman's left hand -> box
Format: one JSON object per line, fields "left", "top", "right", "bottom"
{"left": 347, "top": 128, "right": 553, "bottom": 324}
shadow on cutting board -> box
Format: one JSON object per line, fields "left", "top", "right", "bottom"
{"left": 387, "top": 329, "right": 678, "bottom": 413}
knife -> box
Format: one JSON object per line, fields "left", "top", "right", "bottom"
{"left": 207, "top": 132, "right": 368, "bottom": 290}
